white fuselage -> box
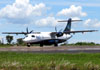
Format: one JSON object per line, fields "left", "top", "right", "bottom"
{"left": 23, "top": 32, "right": 72, "bottom": 44}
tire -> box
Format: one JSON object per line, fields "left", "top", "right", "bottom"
{"left": 40, "top": 43, "right": 43, "bottom": 47}
{"left": 27, "top": 43, "right": 30, "bottom": 47}
{"left": 54, "top": 43, "right": 58, "bottom": 47}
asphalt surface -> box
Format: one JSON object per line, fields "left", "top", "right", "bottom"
{"left": 1, "top": 46, "right": 100, "bottom": 53}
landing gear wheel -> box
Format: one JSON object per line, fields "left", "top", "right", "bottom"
{"left": 54, "top": 43, "right": 58, "bottom": 47}
{"left": 40, "top": 43, "right": 43, "bottom": 47}
{"left": 27, "top": 43, "right": 30, "bottom": 47}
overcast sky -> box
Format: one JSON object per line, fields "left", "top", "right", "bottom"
{"left": 0, "top": 0, "right": 100, "bottom": 43}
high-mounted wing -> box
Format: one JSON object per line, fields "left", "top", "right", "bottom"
{"left": 50, "top": 30, "right": 98, "bottom": 37}
{"left": 2, "top": 32, "right": 28, "bottom": 35}
{"left": 64, "top": 30, "right": 98, "bottom": 34}
{"left": 2, "top": 27, "right": 33, "bottom": 35}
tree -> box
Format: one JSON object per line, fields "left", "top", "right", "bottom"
{"left": 6, "top": 35, "right": 13, "bottom": 44}
{"left": 17, "top": 38, "right": 24, "bottom": 45}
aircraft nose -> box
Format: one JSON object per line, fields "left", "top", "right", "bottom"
{"left": 23, "top": 38, "right": 27, "bottom": 42}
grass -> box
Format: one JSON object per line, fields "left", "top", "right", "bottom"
{"left": 0, "top": 44, "right": 13, "bottom": 48}
{"left": 0, "top": 52, "right": 100, "bottom": 70}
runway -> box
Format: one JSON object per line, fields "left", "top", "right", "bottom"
{"left": 0, "top": 46, "right": 100, "bottom": 53}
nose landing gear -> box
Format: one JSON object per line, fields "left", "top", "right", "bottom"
{"left": 40, "top": 42, "right": 43, "bottom": 47}
{"left": 27, "top": 43, "right": 30, "bottom": 47}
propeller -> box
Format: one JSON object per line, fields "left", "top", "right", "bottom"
{"left": 26, "top": 27, "right": 29, "bottom": 33}
{"left": 26, "top": 27, "right": 33, "bottom": 34}
{"left": 30, "top": 30, "right": 33, "bottom": 33}
{"left": 55, "top": 27, "right": 57, "bottom": 32}
{"left": 55, "top": 27, "right": 63, "bottom": 37}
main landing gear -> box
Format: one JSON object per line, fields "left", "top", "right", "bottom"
{"left": 54, "top": 43, "right": 58, "bottom": 47}
{"left": 27, "top": 43, "right": 30, "bottom": 47}
{"left": 40, "top": 43, "right": 43, "bottom": 47}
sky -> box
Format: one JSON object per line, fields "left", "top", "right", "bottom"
{"left": 0, "top": 0, "right": 100, "bottom": 44}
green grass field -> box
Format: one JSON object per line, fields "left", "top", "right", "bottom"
{"left": 0, "top": 52, "right": 100, "bottom": 70}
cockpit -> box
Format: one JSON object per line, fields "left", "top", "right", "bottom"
{"left": 26, "top": 35, "right": 28, "bottom": 37}
{"left": 23, "top": 34, "right": 36, "bottom": 43}
{"left": 25, "top": 35, "right": 36, "bottom": 38}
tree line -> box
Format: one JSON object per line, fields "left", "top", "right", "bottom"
{"left": 2, "top": 35, "right": 25, "bottom": 45}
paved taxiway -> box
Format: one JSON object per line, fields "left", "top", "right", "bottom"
{"left": 0, "top": 46, "right": 100, "bottom": 53}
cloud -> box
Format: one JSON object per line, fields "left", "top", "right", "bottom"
{"left": 47, "top": 1, "right": 100, "bottom": 7}
{"left": 0, "top": 0, "right": 47, "bottom": 24}
{"left": 35, "top": 17, "right": 81, "bottom": 27}
{"left": 84, "top": 19, "right": 100, "bottom": 27}
{"left": 57, "top": 5, "right": 87, "bottom": 18}
{"left": 35, "top": 17, "right": 58, "bottom": 26}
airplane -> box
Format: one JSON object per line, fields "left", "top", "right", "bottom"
{"left": 2, "top": 18, "right": 98, "bottom": 47}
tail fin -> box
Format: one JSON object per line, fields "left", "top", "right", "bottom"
{"left": 64, "top": 18, "right": 72, "bottom": 32}
{"left": 58, "top": 18, "right": 82, "bottom": 33}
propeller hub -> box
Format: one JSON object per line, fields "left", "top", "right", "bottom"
{"left": 56, "top": 32, "right": 63, "bottom": 37}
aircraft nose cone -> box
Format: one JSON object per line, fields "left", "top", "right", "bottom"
{"left": 23, "top": 38, "right": 27, "bottom": 42}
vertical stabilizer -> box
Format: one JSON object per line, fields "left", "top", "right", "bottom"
{"left": 58, "top": 18, "right": 82, "bottom": 33}
{"left": 63, "top": 18, "right": 72, "bottom": 32}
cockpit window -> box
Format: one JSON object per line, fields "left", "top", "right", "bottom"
{"left": 26, "top": 35, "right": 28, "bottom": 37}
{"left": 32, "top": 35, "right": 35, "bottom": 37}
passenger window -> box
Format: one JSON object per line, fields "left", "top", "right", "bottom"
{"left": 32, "top": 35, "right": 35, "bottom": 37}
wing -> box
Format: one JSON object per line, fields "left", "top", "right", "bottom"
{"left": 64, "top": 30, "right": 98, "bottom": 34}
{"left": 2, "top": 32, "right": 28, "bottom": 35}
{"left": 50, "top": 30, "right": 98, "bottom": 35}
{"left": 2, "top": 27, "right": 34, "bottom": 35}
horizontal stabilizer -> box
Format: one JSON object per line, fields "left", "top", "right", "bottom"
{"left": 58, "top": 20, "right": 82, "bottom": 22}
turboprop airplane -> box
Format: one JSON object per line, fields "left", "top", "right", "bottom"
{"left": 2, "top": 18, "right": 98, "bottom": 47}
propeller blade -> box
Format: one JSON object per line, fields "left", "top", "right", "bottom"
{"left": 55, "top": 27, "right": 64, "bottom": 37}
{"left": 55, "top": 27, "right": 57, "bottom": 32}
{"left": 26, "top": 27, "right": 29, "bottom": 33}
{"left": 30, "top": 30, "right": 33, "bottom": 33}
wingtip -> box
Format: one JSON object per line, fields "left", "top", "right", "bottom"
{"left": 95, "top": 30, "right": 99, "bottom": 32}
{"left": 92, "top": 30, "right": 98, "bottom": 32}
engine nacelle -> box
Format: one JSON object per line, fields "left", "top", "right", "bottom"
{"left": 56, "top": 32, "right": 63, "bottom": 37}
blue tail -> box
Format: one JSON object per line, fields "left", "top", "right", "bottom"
{"left": 63, "top": 18, "right": 72, "bottom": 32}
{"left": 58, "top": 18, "right": 82, "bottom": 33}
